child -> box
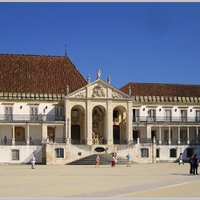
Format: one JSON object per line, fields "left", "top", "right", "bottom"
{"left": 178, "top": 153, "right": 184, "bottom": 165}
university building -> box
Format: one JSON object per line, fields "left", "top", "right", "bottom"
{"left": 0, "top": 54, "right": 200, "bottom": 164}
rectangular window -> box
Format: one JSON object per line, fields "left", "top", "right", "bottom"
{"left": 55, "top": 148, "right": 64, "bottom": 158}
{"left": 12, "top": 150, "right": 19, "bottom": 160}
{"left": 5, "top": 107, "right": 13, "bottom": 120}
{"left": 165, "top": 110, "right": 171, "bottom": 122}
{"left": 196, "top": 111, "right": 200, "bottom": 122}
{"left": 30, "top": 107, "right": 38, "bottom": 121}
{"left": 148, "top": 109, "right": 156, "bottom": 122}
{"left": 55, "top": 107, "right": 63, "bottom": 120}
{"left": 133, "top": 109, "right": 139, "bottom": 122}
{"left": 181, "top": 110, "right": 187, "bottom": 122}
{"left": 170, "top": 149, "right": 177, "bottom": 157}
{"left": 141, "top": 148, "right": 149, "bottom": 157}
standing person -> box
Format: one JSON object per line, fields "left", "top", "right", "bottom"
{"left": 4, "top": 135, "right": 7, "bottom": 145}
{"left": 114, "top": 153, "right": 118, "bottom": 164}
{"left": 30, "top": 136, "right": 33, "bottom": 145}
{"left": 193, "top": 154, "right": 199, "bottom": 175}
{"left": 31, "top": 155, "right": 36, "bottom": 169}
{"left": 126, "top": 154, "right": 131, "bottom": 167}
{"left": 95, "top": 155, "right": 100, "bottom": 168}
{"left": 189, "top": 154, "right": 194, "bottom": 174}
{"left": 178, "top": 153, "right": 184, "bottom": 165}
{"left": 111, "top": 154, "right": 115, "bottom": 168}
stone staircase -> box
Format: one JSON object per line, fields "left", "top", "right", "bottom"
{"left": 67, "top": 154, "right": 128, "bottom": 165}
{"left": 21, "top": 146, "right": 43, "bottom": 164}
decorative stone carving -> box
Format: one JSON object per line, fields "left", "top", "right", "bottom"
{"left": 75, "top": 91, "right": 86, "bottom": 98}
{"left": 112, "top": 91, "right": 122, "bottom": 98}
{"left": 92, "top": 83, "right": 105, "bottom": 98}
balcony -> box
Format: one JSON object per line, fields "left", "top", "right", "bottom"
{"left": 0, "top": 114, "right": 65, "bottom": 122}
{"left": 133, "top": 116, "right": 200, "bottom": 124}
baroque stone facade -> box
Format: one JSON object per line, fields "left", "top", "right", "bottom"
{"left": 0, "top": 54, "right": 200, "bottom": 165}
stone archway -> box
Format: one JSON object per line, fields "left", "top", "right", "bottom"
{"left": 92, "top": 106, "right": 105, "bottom": 145}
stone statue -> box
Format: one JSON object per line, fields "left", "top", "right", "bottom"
{"left": 107, "top": 75, "right": 111, "bottom": 84}
{"left": 97, "top": 69, "right": 101, "bottom": 79}
{"left": 128, "top": 85, "right": 132, "bottom": 96}
{"left": 66, "top": 85, "right": 69, "bottom": 95}
{"left": 87, "top": 75, "right": 90, "bottom": 84}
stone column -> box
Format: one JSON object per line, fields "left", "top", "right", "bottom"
{"left": 86, "top": 100, "right": 92, "bottom": 145}
{"left": 187, "top": 126, "right": 190, "bottom": 144}
{"left": 126, "top": 101, "right": 133, "bottom": 142}
{"left": 106, "top": 100, "right": 113, "bottom": 145}
{"left": 152, "top": 136, "right": 156, "bottom": 164}
{"left": 12, "top": 125, "right": 15, "bottom": 145}
{"left": 146, "top": 125, "right": 151, "bottom": 139}
{"left": 26, "top": 123, "right": 30, "bottom": 145}
{"left": 159, "top": 126, "right": 162, "bottom": 145}
{"left": 168, "top": 126, "right": 171, "bottom": 145}
{"left": 41, "top": 124, "right": 47, "bottom": 144}
{"left": 177, "top": 126, "right": 180, "bottom": 145}
{"left": 65, "top": 99, "right": 71, "bottom": 144}
{"left": 196, "top": 126, "right": 199, "bottom": 144}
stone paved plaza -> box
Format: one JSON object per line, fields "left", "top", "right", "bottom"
{"left": 0, "top": 162, "right": 200, "bottom": 198}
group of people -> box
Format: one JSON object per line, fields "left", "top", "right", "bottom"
{"left": 95, "top": 153, "right": 131, "bottom": 168}
{"left": 179, "top": 152, "right": 199, "bottom": 175}
{"left": 189, "top": 154, "right": 199, "bottom": 175}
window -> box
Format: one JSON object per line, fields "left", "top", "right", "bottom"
{"left": 12, "top": 149, "right": 19, "bottom": 160}
{"left": 170, "top": 149, "right": 177, "bottom": 157}
{"left": 133, "top": 109, "right": 139, "bottom": 122}
{"left": 55, "top": 148, "right": 64, "bottom": 158}
{"left": 181, "top": 110, "right": 187, "bottom": 122}
{"left": 30, "top": 107, "right": 38, "bottom": 121}
{"left": 196, "top": 111, "right": 200, "bottom": 122}
{"left": 148, "top": 110, "right": 156, "bottom": 122}
{"left": 5, "top": 107, "right": 13, "bottom": 120}
{"left": 55, "top": 107, "right": 63, "bottom": 120}
{"left": 187, "top": 148, "right": 194, "bottom": 157}
{"left": 165, "top": 110, "right": 171, "bottom": 122}
{"left": 141, "top": 148, "right": 149, "bottom": 157}
{"left": 156, "top": 149, "right": 160, "bottom": 158}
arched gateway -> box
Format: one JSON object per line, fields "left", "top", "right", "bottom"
{"left": 65, "top": 71, "right": 133, "bottom": 150}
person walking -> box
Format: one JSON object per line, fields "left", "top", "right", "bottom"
{"left": 111, "top": 154, "right": 115, "bottom": 168}
{"left": 193, "top": 154, "right": 199, "bottom": 175}
{"left": 95, "top": 155, "right": 100, "bottom": 168}
{"left": 189, "top": 154, "right": 194, "bottom": 174}
{"left": 178, "top": 153, "right": 184, "bottom": 165}
{"left": 31, "top": 155, "right": 36, "bottom": 169}
{"left": 126, "top": 154, "right": 131, "bottom": 167}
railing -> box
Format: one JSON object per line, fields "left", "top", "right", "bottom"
{"left": 0, "top": 114, "right": 65, "bottom": 122}
{"left": 133, "top": 116, "right": 200, "bottom": 123}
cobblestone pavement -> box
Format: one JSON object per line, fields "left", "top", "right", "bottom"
{"left": 0, "top": 163, "right": 199, "bottom": 198}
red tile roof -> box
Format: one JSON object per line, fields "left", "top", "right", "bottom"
{"left": 0, "top": 54, "right": 87, "bottom": 94}
{"left": 120, "top": 82, "right": 200, "bottom": 97}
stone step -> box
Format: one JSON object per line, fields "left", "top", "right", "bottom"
{"left": 67, "top": 154, "right": 129, "bottom": 165}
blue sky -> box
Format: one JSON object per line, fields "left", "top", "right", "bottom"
{"left": 0, "top": 2, "right": 200, "bottom": 89}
